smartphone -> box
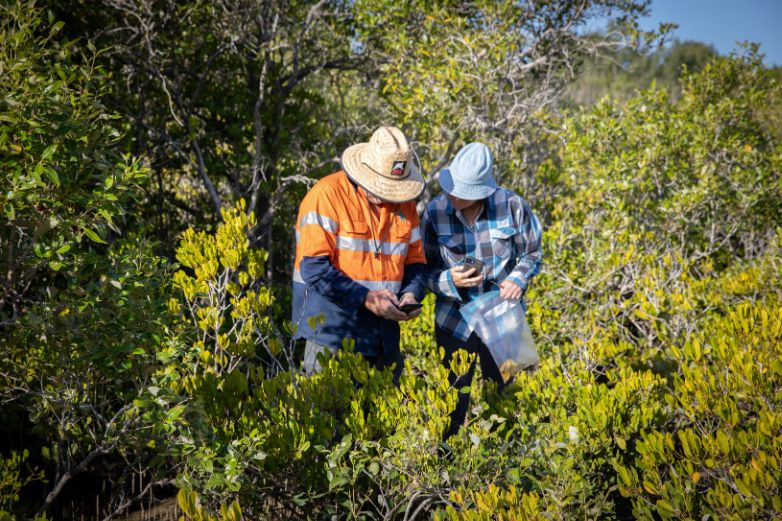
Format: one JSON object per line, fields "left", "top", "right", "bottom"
{"left": 397, "top": 302, "right": 423, "bottom": 313}
{"left": 457, "top": 256, "right": 484, "bottom": 274}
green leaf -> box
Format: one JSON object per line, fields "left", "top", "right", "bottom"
{"left": 44, "top": 167, "right": 60, "bottom": 187}
{"left": 656, "top": 499, "right": 675, "bottom": 518}
{"left": 41, "top": 144, "right": 57, "bottom": 160}
{"left": 167, "top": 405, "right": 185, "bottom": 421}
{"left": 328, "top": 475, "right": 348, "bottom": 491}
{"left": 83, "top": 228, "right": 106, "bottom": 244}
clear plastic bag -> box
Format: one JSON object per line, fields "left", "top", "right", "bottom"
{"left": 460, "top": 290, "right": 538, "bottom": 382}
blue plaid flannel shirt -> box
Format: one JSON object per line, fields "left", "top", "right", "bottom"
{"left": 421, "top": 188, "right": 543, "bottom": 341}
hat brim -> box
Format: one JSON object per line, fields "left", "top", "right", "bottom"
{"left": 439, "top": 167, "right": 497, "bottom": 200}
{"left": 341, "top": 143, "right": 425, "bottom": 203}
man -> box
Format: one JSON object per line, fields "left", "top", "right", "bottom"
{"left": 422, "top": 142, "right": 542, "bottom": 439}
{"left": 291, "top": 126, "right": 427, "bottom": 380}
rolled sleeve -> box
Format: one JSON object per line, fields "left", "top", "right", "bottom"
{"left": 437, "top": 269, "right": 461, "bottom": 299}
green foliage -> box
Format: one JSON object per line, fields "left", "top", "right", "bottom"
{"left": 47, "top": 0, "right": 662, "bottom": 281}
{"left": 173, "top": 199, "right": 275, "bottom": 375}
{"left": 153, "top": 203, "right": 453, "bottom": 514}
{"left": 3, "top": 3, "right": 782, "bottom": 519}
{"left": 0, "top": 235, "right": 173, "bottom": 517}
{"left": 0, "top": 4, "right": 172, "bottom": 518}
{"left": 435, "top": 485, "right": 545, "bottom": 521}
{"left": 616, "top": 300, "right": 782, "bottom": 520}
{"left": 565, "top": 40, "right": 718, "bottom": 106}
{"left": 0, "top": 1, "right": 146, "bottom": 320}
{"left": 355, "top": 0, "right": 658, "bottom": 199}
{"left": 427, "top": 49, "right": 782, "bottom": 521}
{"left": 114, "top": 51, "right": 782, "bottom": 520}
{"left": 537, "top": 48, "right": 782, "bottom": 351}
{"left": 48, "top": 0, "right": 375, "bottom": 271}
{"left": 0, "top": 450, "right": 44, "bottom": 519}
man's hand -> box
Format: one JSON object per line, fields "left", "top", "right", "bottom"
{"left": 397, "top": 292, "right": 422, "bottom": 320}
{"left": 364, "top": 289, "right": 408, "bottom": 321}
{"left": 499, "top": 279, "right": 523, "bottom": 300}
{"left": 451, "top": 264, "right": 484, "bottom": 288}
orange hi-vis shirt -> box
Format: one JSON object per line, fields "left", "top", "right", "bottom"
{"left": 291, "top": 171, "right": 427, "bottom": 355}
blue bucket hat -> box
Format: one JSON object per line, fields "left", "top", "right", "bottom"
{"left": 438, "top": 142, "right": 497, "bottom": 200}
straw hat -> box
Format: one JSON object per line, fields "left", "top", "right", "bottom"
{"left": 341, "top": 126, "right": 425, "bottom": 203}
{"left": 439, "top": 142, "right": 497, "bottom": 200}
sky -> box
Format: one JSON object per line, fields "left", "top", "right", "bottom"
{"left": 639, "top": 0, "right": 782, "bottom": 66}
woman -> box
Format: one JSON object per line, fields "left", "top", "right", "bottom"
{"left": 421, "top": 142, "right": 543, "bottom": 439}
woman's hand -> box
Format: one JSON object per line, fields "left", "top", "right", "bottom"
{"left": 499, "top": 279, "right": 523, "bottom": 300}
{"left": 451, "top": 265, "right": 484, "bottom": 288}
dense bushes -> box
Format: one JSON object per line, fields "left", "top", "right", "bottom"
{"left": 153, "top": 49, "right": 781, "bottom": 520}
{"left": 0, "top": 3, "right": 171, "bottom": 518}
{"left": 162, "top": 50, "right": 782, "bottom": 519}
{"left": 0, "top": 2, "right": 146, "bottom": 316}
{"left": 1, "top": 3, "right": 781, "bottom": 520}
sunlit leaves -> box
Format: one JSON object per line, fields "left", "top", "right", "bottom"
{"left": 0, "top": 2, "right": 147, "bottom": 317}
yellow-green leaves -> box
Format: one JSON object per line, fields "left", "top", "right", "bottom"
{"left": 177, "top": 485, "right": 242, "bottom": 521}
{"left": 618, "top": 301, "right": 782, "bottom": 520}
{"left": 173, "top": 200, "right": 274, "bottom": 362}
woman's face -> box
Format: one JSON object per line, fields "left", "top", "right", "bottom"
{"left": 448, "top": 194, "right": 480, "bottom": 211}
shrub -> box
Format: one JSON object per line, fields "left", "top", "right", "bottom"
{"left": 168, "top": 54, "right": 782, "bottom": 519}
{"left": 0, "top": 4, "right": 170, "bottom": 518}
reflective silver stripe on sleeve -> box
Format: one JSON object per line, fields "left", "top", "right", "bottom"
{"left": 294, "top": 269, "right": 401, "bottom": 293}
{"left": 410, "top": 226, "right": 421, "bottom": 243}
{"left": 299, "top": 211, "right": 339, "bottom": 234}
{"left": 355, "top": 280, "right": 403, "bottom": 292}
{"left": 336, "top": 236, "right": 409, "bottom": 256}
